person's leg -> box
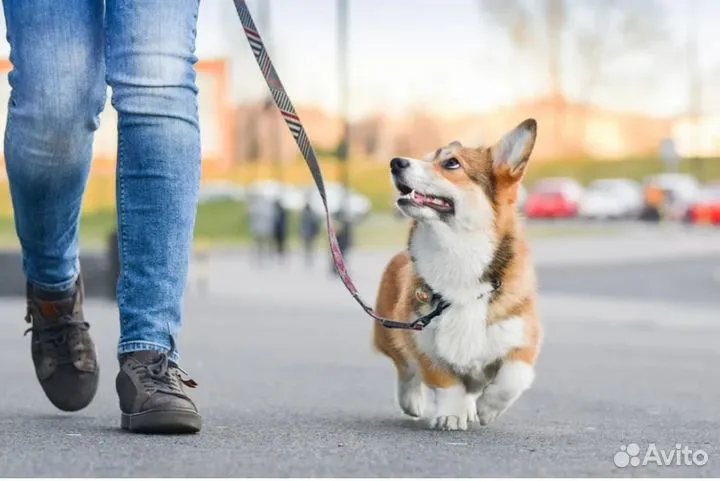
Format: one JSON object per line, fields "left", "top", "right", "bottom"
{"left": 105, "top": 0, "right": 202, "bottom": 433}
{"left": 2, "top": 0, "right": 105, "bottom": 412}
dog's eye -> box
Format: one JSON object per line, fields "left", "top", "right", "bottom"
{"left": 442, "top": 158, "right": 461, "bottom": 170}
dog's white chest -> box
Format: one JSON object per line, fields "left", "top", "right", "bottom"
{"left": 416, "top": 300, "right": 525, "bottom": 375}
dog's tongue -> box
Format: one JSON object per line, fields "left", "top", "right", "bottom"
{"left": 412, "top": 191, "right": 429, "bottom": 204}
{"left": 412, "top": 191, "right": 448, "bottom": 208}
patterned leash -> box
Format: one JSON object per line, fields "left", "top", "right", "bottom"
{"left": 232, "top": 0, "right": 448, "bottom": 331}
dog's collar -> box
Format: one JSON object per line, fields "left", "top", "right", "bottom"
{"left": 410, "top": 277, "right": 502, "bottom": 331}
{"left": 416, "top": 277, "right": 502, "bottom": 306}
{"left": 405, "top": 254, "right": 503, "bottom": 331}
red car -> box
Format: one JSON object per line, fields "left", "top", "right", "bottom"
{"left": 525, "top": 191, "right": 578, "bottom": 218}
{"left": 524, "top": 179, "right": 583, "bottom": 219}
{"left": 687, "top": 185, "right": 720, "bottom": 225}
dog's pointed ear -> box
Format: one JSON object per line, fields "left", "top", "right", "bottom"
{"left": 491, "top": 118, "right": 537, "bottom": 180}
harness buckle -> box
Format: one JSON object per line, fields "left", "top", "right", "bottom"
{"left": 414, "top": 285, "right": 431, "bottom": 304}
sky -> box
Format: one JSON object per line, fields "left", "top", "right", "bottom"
{"left": 201, "top": 0, "right": 720, "bottom": 120}
{"left": 0, "top": 0, "right": 717, "bottom": 121}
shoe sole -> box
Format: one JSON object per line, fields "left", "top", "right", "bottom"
{"left": 121, "top": 409, "right": 202, "bottom": 434}
{"left": 37, "top": 365, "right": 100, "bottom": 413}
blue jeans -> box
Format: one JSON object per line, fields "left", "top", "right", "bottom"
{"left": 2, "top": 0, "right": 202, "bottom": 362}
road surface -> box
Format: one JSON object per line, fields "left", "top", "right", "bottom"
{"left": 1, "top": 226, "right": 719, "bottom": 476}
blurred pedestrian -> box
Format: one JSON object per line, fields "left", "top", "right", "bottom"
{"left": 2, "top": 1, "right": 202, "bottom": 433}
{"left": 299, "top": 202, "right": 320, "bottom": 266}
{"left": 248, "top": 195, "right": 275, "bottom": 264}
{"left": 641, "top": 184, "right": 664, "bottom": 222}
{"left": 272, "top": 198, "right": 288, "bottom": 260}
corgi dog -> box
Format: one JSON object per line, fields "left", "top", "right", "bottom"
{"left": 372, "top": 118, "right": 542, "bottom": 431}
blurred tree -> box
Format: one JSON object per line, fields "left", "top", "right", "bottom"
{"left": 475, "top": 0, "right": 541, "bottom": 97}
{"left": 247, "top": 120, "right": 260, "bottom": 162}
{"left": 476, "top": 0, "right": 564, "bottom": 144}
{"left": 708, "top": 65, "right": 720, "bottom": 115}
{"left": 477, "top": 0, "right": 673, "bottom": 99}
{"left": 568, "top": 0, "right": 673, "bottom": 111}
{"left": 476, "top": 0, "right": 675, "bottom": 150}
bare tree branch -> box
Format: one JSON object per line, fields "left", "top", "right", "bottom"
{"left": 476, "top": 0, "right": 534, "bottom": 49}
{"left": 475, "top": 0, "right": 545, "bottom": 98}
{"left": 475, "top": 0, "right": 677, "bottom": 110}
{"left": 567, "top": 0, "right": 675, "bottom": 105}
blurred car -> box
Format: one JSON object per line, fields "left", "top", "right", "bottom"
{"left": 525, "top": 177, "right": 584, "bottom": 219}
{"left": 577, "top": 178, "right": 644, "bottom": 220}
{"left": 198, "top": 180, "right": 246, "bottom": 204}
{"left": 686, "top": 183, "right": 720, "bottom": 225}
{"left": 245, "top": 180, "right": 305, "bottom": 211}
{"left": 642, "top": 173, "right": 701, "bottom": 221}
{"left": 303, "top": 182, "right": 372, "bottom": 224}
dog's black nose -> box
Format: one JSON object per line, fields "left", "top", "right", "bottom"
{"left": 390, "top": 157, "right": 410, "bottom": 174}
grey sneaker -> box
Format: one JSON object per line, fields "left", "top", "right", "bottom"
{"left": 24, "top": 275, "right": 99, "bottom": 412}
{"left": 116, "top": 346, "right": 201, "bottom": 434}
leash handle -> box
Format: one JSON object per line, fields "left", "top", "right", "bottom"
{"left": 232, "top": 0, "right": 443, "bottom": 331}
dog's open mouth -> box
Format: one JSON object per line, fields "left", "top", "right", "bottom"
{"left": 395, "top": 181, "right": 454, "bottom": 213}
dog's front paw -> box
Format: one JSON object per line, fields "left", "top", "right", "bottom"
{"left": 429, "top": 414, "right": 466, "bottom": 431}
{"left": 398, "top": 377, "right": 425, "bottom": 418}
{"left": 429, "top": 385, "right": 474, "bottom": 431}
{"left": 465, "top": 394, "right": 479, "bottom": 424}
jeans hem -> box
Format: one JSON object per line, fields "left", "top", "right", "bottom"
{"left": 118, "top": 341, "right": 179, "bottom": 363}
{"left": 27, "top": 270, "right": 79, "bottom": 293}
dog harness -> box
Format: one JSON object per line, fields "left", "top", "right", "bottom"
{"left": 413, "top": 274, "right": 503, "bottom": 328}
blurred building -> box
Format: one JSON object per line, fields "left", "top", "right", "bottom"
{"left": 229, "top": 94, "right": 685, "bottom": 163}
{"left": 438, "top": 96, "right": 676, "bottom": 161}
{"left": 233, "top": 102, "right": 344, "bottom": 163}
{"left": 673, "top": 115, "right": 720, "bottom": 159}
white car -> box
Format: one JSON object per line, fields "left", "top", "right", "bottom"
{"left": 245, "top": 180, "right": 305, "bottom": 211}
{"left": 198, "top": 180, "right": 247, "bottom": 204}
{"left": 578, "top": 178, "right": 644, "bottom": 220}
{"left": 303, "top": 182, "right": 371, "bottom": 224}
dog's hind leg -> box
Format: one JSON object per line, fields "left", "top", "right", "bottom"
{"left": 475, "top": 348, "right": 537, "bottom": 426}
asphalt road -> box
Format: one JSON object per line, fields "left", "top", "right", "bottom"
{"left": 1, "top": 228, "right": 719, "bottom": 477}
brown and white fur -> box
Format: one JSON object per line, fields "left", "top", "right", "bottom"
{"left": 373, "top": 118, "right": 542, "bottom": 431}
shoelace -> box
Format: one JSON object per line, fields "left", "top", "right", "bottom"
{"left": 139, "top": 339, "right": 198, "bottom": 394}
{"left": 23, "top": 312, "right": 91, "bottom": 365}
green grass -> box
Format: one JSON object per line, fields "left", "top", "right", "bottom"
{"left": 0, "top": 201, "right": 253, "bottom": 249}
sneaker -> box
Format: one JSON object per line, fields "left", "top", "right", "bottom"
{"left": 23, "top": 275, "right": 99, "bottom": 412}
{"left": 116, "top": 345, "right": 201, "bottom": 434}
